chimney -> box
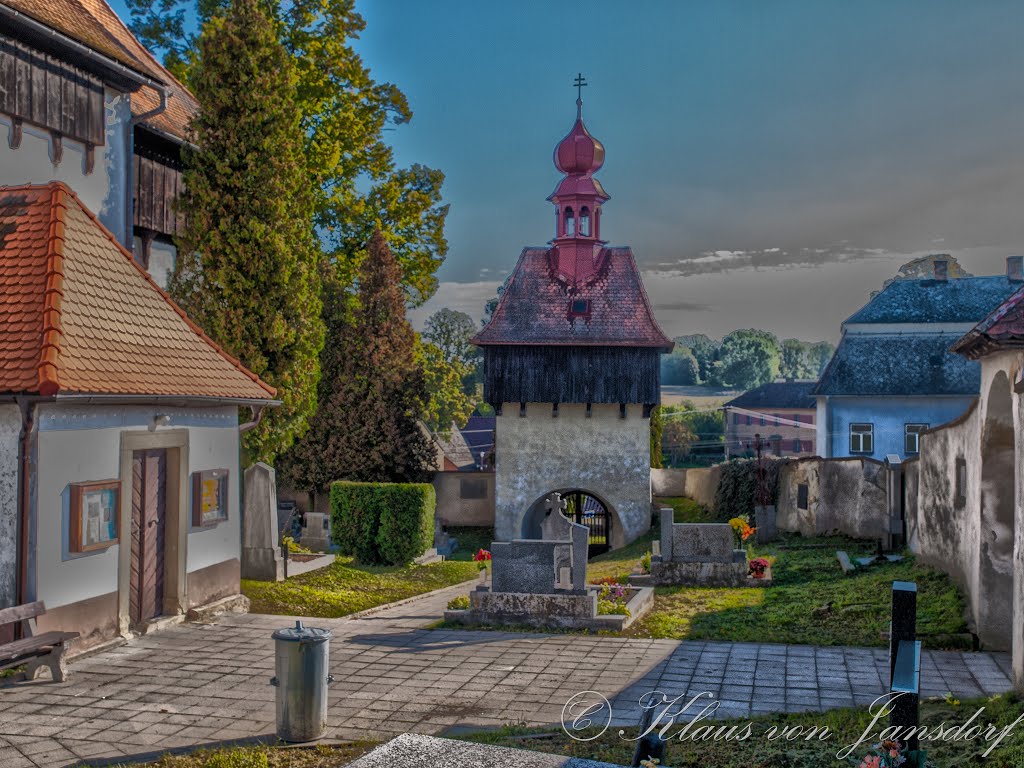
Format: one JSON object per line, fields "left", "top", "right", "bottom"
{"left": 1007, "top": 256, "right": 1024, "bottom": 282}
{"left": 933, "top": 259, "right": 948, "bottom": 281}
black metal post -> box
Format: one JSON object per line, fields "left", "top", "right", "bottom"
{"left": 631, "top": 704, "right": 667, "bottom": 767}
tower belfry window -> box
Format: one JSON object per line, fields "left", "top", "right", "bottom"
{"left": 564, "top": 207, "right": 575, "bottom": 236}
{"left": 579, "top": 206, "right": 590, "bottom": 236}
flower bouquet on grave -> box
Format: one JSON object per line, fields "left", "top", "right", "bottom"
{"left": 852, "top": 739, "right": 925, "bottom": 768}
{"left": 748, "top": 557, "right": 770, "bottom": 579}
{"left": 728, "top": 516, "right": 756, "bottom": 548}
{"left": 473, "top": 548, "right": 491, "bottom": 581}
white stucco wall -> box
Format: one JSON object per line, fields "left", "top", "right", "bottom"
{"left": 0, "top": 404, "right": 20, "bottom": 609}
{"left": 494, "top": 403, "right": 651, "bottom": 548}
{"left": 32, "top": 403, "right": 240, "bottom": 611}
{"left": 0, "top": 87, "right": 130, "bottom": 242}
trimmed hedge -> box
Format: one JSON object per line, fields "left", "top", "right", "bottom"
{"left": 330, "top": 481, "right": 436, "bottom": 565}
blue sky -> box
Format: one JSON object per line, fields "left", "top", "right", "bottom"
{"left": 112, "top": 1, "right": 1024, "bottom": 341}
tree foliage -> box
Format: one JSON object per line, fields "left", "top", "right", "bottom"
{"left": 423, "top": 308, "right": 477, "bottom": 367}
{"left": 279, "top": 230, "right": 434, "bottom": 490}
{"left": 712, "top": 330, "right": 781, "bottom": 390}
{"left": 661, "top": 346, "right": 701, "bottom": 385}
{"left": 170, "top": 0, "right": 323, "bottom": 463}
{"left": 649, "top": 406, "right": 663, "bottom": 469}
{"left": 418, "top": 340, "right": 474, "bottom": 437}
{"left": 127, "top": 0, "right": 449, "bottom": 304}
{"left": 780, "top": 338, "right": 835, "bottom": 380}
{"left": 674, "top": 334, "right": 718, "bottom": 383}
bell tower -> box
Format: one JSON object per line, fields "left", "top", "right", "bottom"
{"left": 472, "top": 77, "right": 672, "bottom": 551}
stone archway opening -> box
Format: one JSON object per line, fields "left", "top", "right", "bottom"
{"left": 978, "top": 371, "right": 1016, "bottom": 650}
{"left": 521, "top": 489, "right": 615, "bottom": 558}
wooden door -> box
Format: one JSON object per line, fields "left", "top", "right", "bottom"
{"left": 130, "top": 449, "right": 167, "bottom": 627}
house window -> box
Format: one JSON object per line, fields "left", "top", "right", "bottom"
{"left": 955, "top": 457, "right": 967, "bottom": 508}
{"left": 579, "top": 206, "right": 591, "bottom": 236}
{"left": 850, "top": 423, "right": 874, "bottom": 454}
{"left": 797, "top": 483, "right": 809, "bottom": 510}
{"left": 792, "top": 438, "right": 801, "bottom": 453}
{"left": 564, "top": 207, "right": 575, "bottom": 236}
{"left": 774, "top": 413, "right": 781, "bottom": 426}
{"left": 759, "top": 414, "right": 766, "bottom": 426}
{"left": 733, "top": 413, "right": 740, "bottom": 426}
{"left": 460, "top": 478, "right": 488, "bottom": 500}
{"left": 904, "top": 423, "right": 928, "bottom": 455}
{"left": 568, "top": 298, "right": 590, "bottom": 317}
{"left": 746, "top": 414, "right": 752, "bottom": 426}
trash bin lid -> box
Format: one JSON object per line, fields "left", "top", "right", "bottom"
{"left": 272, "top": 620, "right": 332, "bottom": 642}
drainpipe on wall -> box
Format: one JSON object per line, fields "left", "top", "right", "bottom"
{"left": 15, "top": 397, "right": 35, "bottom": 608}
{"left": 239, "top": 405, "right": 265, "bottom": 434}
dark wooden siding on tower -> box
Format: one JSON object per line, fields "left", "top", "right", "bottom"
{"left": 484, "top": 345, "right": 662, "bottom": 405}
{"left": 0, "top": 35, "right": 105, "bottom": 147}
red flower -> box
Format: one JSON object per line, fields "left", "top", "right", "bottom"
{"left": 473, "top": 549, "right": 492, "bottom": 562}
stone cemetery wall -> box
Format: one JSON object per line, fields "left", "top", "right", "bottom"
{"left": 775, "top": 457, "right": 888, "bottom": 539}
{"left": 0, "top": 403, "right": 19, "bottom": 610}
{"left": 681, "top": 464, "right": 723, "bottom": 511}
{"left": 433, "top": 471, "right": 495, "bottom": 527}
{"left": 651, "top": 467, "right": 687, "bottom": 497}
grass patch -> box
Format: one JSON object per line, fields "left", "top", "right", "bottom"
{"left": 457, "top": 693, "right": 1024, "bottom": 767}
{"left": 243, "top": 557, "right": 479, "bottom": 618}
{"left": 660, "top": 496, "right": 725, "bottom": 524}
{"left": 444, "top": 526, "right": 495, "bottom": 561}
{"left": 124, "top": 742, "right": 376, "bottom": 767}
{"left": 627, "top": 534, "right": 969, "bottom": 649}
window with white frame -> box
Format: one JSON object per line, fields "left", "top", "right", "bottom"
{"left": 904, "top": 423, "right": 928, "bottom": 455}
{"left": 850, "top": 423, "right": 874, "bottom": 454}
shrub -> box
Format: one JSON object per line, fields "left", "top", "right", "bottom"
{"left": 640, "top": 552, "right": 652, "bottom": 574}
{"left": 714, "top": 458, "right": 787, "bottom": 518}
{"left": 447, "top": 595, "right": 470, "bottom": 610}
{"left": 203, "top": 748, "right": 270, "bottom": 768}
{"left": 330, "top": 481, "right": 436, "bottom": 565}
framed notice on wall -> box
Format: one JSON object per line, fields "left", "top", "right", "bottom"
{"left": 192, "top": 469, "right": 229, "bottom": 527}
{"left": 70, "top": 480, "right": 120, "bottom": 552}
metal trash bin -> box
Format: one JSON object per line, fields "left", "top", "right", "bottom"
{"left": 270, "top": 621, "right": 334, "bottom": 741}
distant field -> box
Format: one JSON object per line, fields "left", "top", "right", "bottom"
{"left": 661, "top": 384, "right": 739, "bottom": 407}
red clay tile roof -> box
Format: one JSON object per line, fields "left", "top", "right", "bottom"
{"left": 471, "top": 247, "right": 672, "bottom": 349}
{"left": 952, "top": 285, "right": 1024, "bottom": 360}
{"left": 2, "top": 0, "right": 198, "bottom": 142}
{"left": 0, "top": 182, "right": 275, "bottom": 400}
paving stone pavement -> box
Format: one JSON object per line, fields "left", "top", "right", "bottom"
{"left": 0, "top": 581, "right": 1013, "bottom": 767}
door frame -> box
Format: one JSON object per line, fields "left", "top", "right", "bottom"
{"left": 117, "top": 429, "right": 189, "bottom": 635}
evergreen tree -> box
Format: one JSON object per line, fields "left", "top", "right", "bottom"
{"left": 170, "top": 0, "right": 324, "bottom": 464}
{"left": 280, "top": 230, "right": 435, "bottom": 491}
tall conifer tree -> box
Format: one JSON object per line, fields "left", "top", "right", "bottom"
{"left": 280, "top": 230, "right": 435, "bottom": 491}
{"left": 171, "top": 0, "right": 324, "bottom": 463}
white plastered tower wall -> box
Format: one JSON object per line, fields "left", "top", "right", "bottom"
{"left": 494, "top": 403, "right": 651, "bottom": 548}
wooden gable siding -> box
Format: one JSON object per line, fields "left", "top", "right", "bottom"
{"left": 483, "top": 345, "right": 662, "bottom": 405}
{"left": 0, "top": 36, "right": 105, "bottom": 147}
{"left": 132, "top": 152, "right": 184, "bottom": 237}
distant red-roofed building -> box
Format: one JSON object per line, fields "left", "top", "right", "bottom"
{"left": 0, "top": 182, "right": 276, "bottom": 651}
{"left": 472, "top": 89, "right": 671, "bottom": 553}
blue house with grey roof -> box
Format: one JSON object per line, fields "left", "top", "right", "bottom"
{"left": 814, "top": 257, "right": 1024, "bottom": 460}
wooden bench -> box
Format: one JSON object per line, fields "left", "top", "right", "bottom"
{"left": 0, "top": 601, "right": 79, "bottom": 683}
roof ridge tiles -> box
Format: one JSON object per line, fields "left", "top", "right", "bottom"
{"left": 37, "top": 184, "right": 68, "bottom": 396}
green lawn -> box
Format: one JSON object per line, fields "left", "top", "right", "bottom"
{"left": 460, "top": 693, "right": 1024, "bottom": 768}
{"left": 242, "top": 556, "right": 480, "bottom": 618}
{"left": 446, "top": 498, "right": 969, "bottom": 649}
{"left": 121, "top": 742, "right": 375, "bottom": 767}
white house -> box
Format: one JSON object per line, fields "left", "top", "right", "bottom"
{"left": 0, "top": 182, "right": 276, "bottom": 650}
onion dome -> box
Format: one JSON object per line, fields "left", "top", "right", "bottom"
{"left": 553, "top": 103, "right": 605, "bottom": 175}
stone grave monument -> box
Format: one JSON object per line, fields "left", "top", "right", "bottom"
{"left": 242, "top": 462, "right": 284, "bottom": 582}
{"left": 631, "top": 508, "right": 750, "bottom": 587}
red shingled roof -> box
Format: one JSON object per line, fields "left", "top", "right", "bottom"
{"left": 952, "top": 285, "right": 1024, "bottom": 360}
{"left": 471, "top": 246, "right": 672, "bottom": 349}
{"left": 0, "top": 182, "right": 275, "bottom": 400}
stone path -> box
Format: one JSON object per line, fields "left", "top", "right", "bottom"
{"left": 0, "top": 581, "right": 1013, "bottom": 767}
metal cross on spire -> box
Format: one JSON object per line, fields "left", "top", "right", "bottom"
{"left": 573, "top": 72, "right": 587, "bottom": 118}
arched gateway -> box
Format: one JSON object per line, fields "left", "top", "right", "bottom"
{"left": 471, "top": 80, "right": 672, "bottom": 551}
{"left": 522, "top": 490, "right": 613, "bottom": 557}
